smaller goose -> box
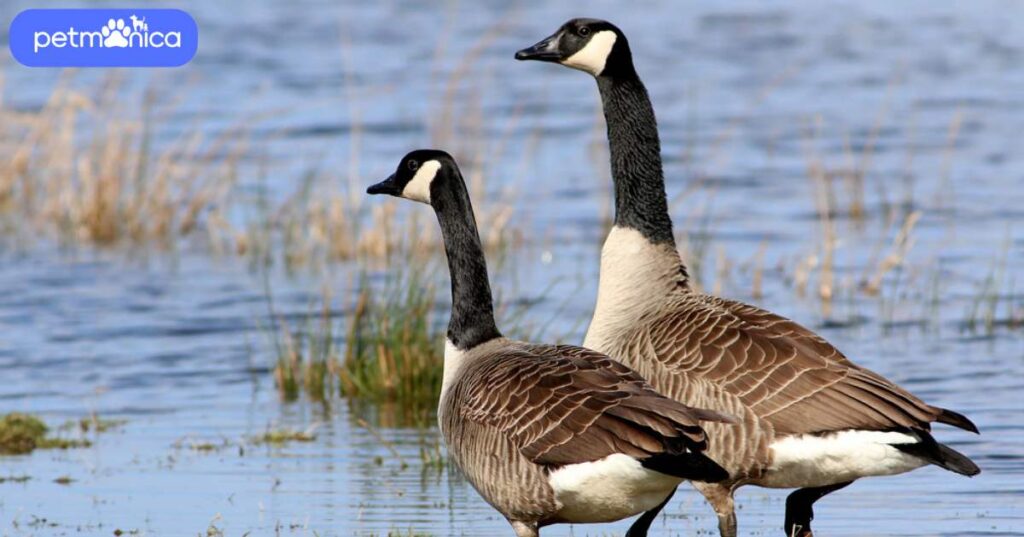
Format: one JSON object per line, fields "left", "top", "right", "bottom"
{"left": 367, "top": 149, "right": 735, "bottom": 537}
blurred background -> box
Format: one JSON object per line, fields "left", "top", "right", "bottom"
{"left": 0, "top": 0, "right": 1021, "bottom": 535}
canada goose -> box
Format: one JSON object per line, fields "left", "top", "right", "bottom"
{"left": 516, "top": 19, "right": 980, "bottom": 537}
{"left": 366, "top": 149, "right": 735, "bottom": 537}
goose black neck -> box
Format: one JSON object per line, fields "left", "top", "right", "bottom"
{"left": 431, "top": 169, "right": 502, "bottom": 350}
{"left": 596, "top": 69, "right": 676, "bottom": 246}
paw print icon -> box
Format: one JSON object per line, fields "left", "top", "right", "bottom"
{"left": 101, "top": 18, "right": 131, "bottom": 48}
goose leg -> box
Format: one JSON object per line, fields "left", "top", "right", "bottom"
{"left": 783, "top": 481, "right": 852, "bottom": 537}
{"left": 624, "top": 488, "right": 676, "bottom": 537}
{"left": 510, "top": 520, "right": 538, "bottom": 537}
{"left": 693, "top": 482, "right": 737, "bottom": 537}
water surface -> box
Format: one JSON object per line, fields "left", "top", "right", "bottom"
{"left": 0, "top": 0, "right": 1021, "bottom": 535}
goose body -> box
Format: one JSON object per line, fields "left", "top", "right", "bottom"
{"left": 586, "top": 230, "right": 972, "bottom": 487}
{"left": 368, "top": 149, "right": 733, "bottom": 537}
{"left": 440, "top": 337, "right": 709, "bottom": 526}
{"left": 517, "top": 19, "right": 980, "bottom": 537}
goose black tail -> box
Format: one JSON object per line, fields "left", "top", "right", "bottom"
{"left": 641, "top": 452, "right": 729, "bottom": 483}
{"left": 935, "top": 407, "right": 980, "bottom": 434}
{"left": 894, "top": 431, "right": 980, "bottom": 477}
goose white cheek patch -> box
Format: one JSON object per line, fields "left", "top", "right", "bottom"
{"left": 562, "top": 31, "right": 617, "bottom": 76}
{"left": 402, "top": 160, "right": 441, "bottom": 204}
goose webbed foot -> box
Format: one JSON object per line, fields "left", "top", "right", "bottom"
{"left": 783, "top": 481, "right": 852, "bottom": 537}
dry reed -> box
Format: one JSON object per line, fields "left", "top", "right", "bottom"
{"left": 0, "top": 71, "right": 521, "bottom": 271}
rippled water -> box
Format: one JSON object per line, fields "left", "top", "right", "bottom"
{"left": 0, "top": 0, "right": 1022, "bottom": 535}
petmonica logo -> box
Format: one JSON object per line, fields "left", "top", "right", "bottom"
{"left": 10, "top": 9, "right": 198, "bottom": 67}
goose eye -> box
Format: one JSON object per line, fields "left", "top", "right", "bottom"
{"left": 578, "top": 26, "right": 590, "bottom": 37}
{"left": 407, "top": 160, "right": 419, "bottom": 171}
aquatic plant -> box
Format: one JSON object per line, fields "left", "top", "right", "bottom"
{"left": 964, "top": 236, "right": 1021, "bottom": 334}
{"left": 268, "top": 270, "right": 445, "bottom": 422}
{"left": 61, "top": 413, "right": 127, "bottom": 434}
{"left": 171, "top": 436, "right": 233, "bottom": 453}
{"left": 250, "top": 427, "right": 317, "bottom": 446}
{"left": 268, "top": 285, "right": 340, "bottom": 404}
{"left": 337, "top": 275, "right": 443, "bottom": 411}
{"left": 0, "top": 413, "right": 91, "bottom": 455}
{"left": 0, "top": 413, "right": 47, "bottom": 454}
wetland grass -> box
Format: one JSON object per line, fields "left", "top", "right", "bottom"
{"left": 267, "top": 284, "right": 340, "bottom": 404}
{"left": 172, "top": 436, "right": 233, "bottom": 453}
{"left": 172, "top": 429, "right": 316, "bottom": 453}
{"left": 251, "top": 428, "right": 317, "bottom": 445}
{"left": 268, "top": 270, "right": 445, "bottom": 422}
{"left": 0, "top": 73, "right": 519, "bottom": 272}
{"left": 659, "top": 88, "right": 1022, "bottom": 337}
{"left": 0, "top": 413, "right": 92, "bottom": 455}
{"left": 337, "top": 276, "right": 442, "bottom": 410}
{"left": 265, "top": 261, "right": 542, "bottom": 423}
{"left": 63, "top": 413, "right": 127, "bottom": 434}
{"left": 0, "top": 413, "right": 46, "bottom": 454}
{"left": 0, "top": 73, "right": 241, "bottom": 250}
{"left": 964, "top": 236, "right": 1022, "bottom": 334}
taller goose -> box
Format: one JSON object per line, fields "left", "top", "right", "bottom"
{"left": 367, "top": 149, "right": 735, "bottom": 537}
{"left": 516, "top": 18, "right": 980, "bottom": 537}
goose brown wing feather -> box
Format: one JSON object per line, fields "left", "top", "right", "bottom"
{"left": 651, "top": 295, "right": 969, "bottom": 435}
{"left": 457, "top": 343, "right": 728, "bottom": 467}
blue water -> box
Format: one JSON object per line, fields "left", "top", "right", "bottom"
{"left": 0, "top": 0, "right": 1021, "bottom": 535}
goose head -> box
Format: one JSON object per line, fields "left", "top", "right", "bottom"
{"left": 515, "top": 18, "right": 633, "bottom": 77}
{"left": 366, "top": 149, "right": 453, "bottom": 205}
